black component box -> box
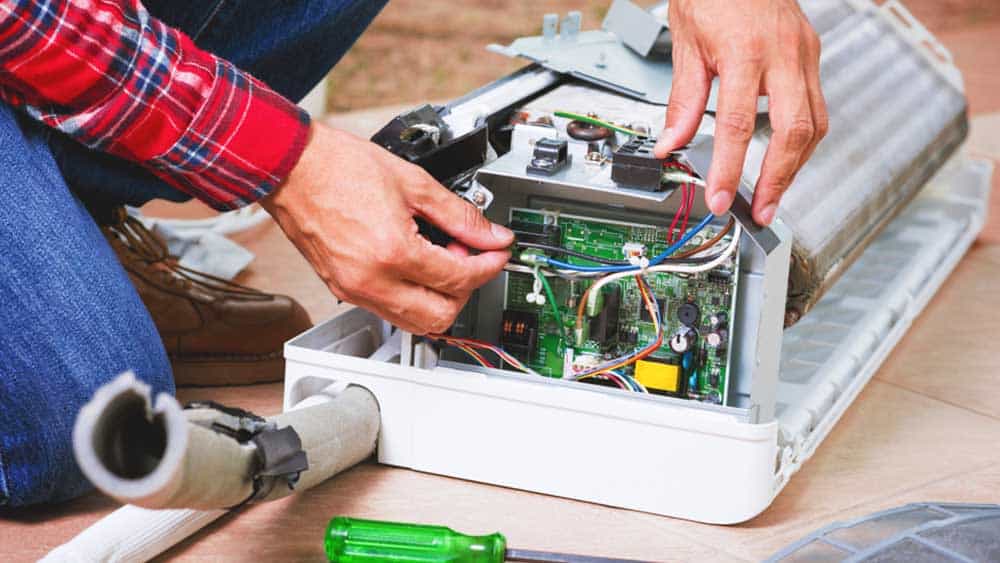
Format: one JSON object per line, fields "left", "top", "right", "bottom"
{"left": 612, "top": 137, "right": 663, "bottom": 191}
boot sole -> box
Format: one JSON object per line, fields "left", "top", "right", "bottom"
{"left": 170, "top": 354, "right": 285, "bottom": 386}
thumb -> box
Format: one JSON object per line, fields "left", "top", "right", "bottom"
{"left": 654, "top": 47, "right": 713, "bottom": 158}
{"left": 411, "top": 180, "right": 514, "bottom": 251}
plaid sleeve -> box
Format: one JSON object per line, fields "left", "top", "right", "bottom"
{"left": 0, "top": 0, "right": 310, "bottom": 210}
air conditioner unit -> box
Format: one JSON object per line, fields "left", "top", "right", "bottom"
{"left": 282, "top": 0, "right": 991, "bottom": 524}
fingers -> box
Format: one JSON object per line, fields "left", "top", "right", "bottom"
{"left": 350, "top": 278, "right": 466, "bottom": 335}
{"left": 654, "top": 43, "right": 713, "bottom": 158}
{"left": 400, "top": 233, "right": 510, "bottom": 297}
{"left": 409, "top": 178, "right": 514, "bottom": 251}
{"left": 800, "top": 28, "right": 829, "bottom": 170}
{"left": 753, "top": 61, "right": 816, "bottom": 226}
{"left": 706, "top": 60, "right": 763, "bottom": 215}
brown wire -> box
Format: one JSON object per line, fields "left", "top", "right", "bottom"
{"left": 673, "top": 217, "right": 735, "bottom": 259}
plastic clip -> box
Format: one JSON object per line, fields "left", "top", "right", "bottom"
{"left": 185, "top": 401, "right": 310, "bottom": 509}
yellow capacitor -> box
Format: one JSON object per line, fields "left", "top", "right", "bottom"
{"left": 634, "top": 360, "right": 682, "bottom": 393}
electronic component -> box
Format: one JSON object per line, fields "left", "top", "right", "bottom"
{"left": 709, "top": 312, "right": 727, "bottom": 328}
{"left": 634, "top": 360, "right": 683, "bottom": 396}
{"left": 588, "top": 286, "right": 620, "bottom": 346}
{"left": 708, "top": 270, "right": 733, "bottom": 283}
{"left": 621, "top": 242, "right": 647, "bottom": 267}
{"left": 611, "top": 137, "right": 662, "bottom": 191}
{"left": 500, "top": 208, "right": 738, "bottom": 403}
{"left": 500, "top": 310, "right": 538, "bottom": 359}
{"left": 639, "top": 298, "right": 655, "bottom": 323}
{"left": 526, "top": 138, "right": 570, "bottom": 176}
{"left": 566, "top": 119, "right": 613, "bottom": 141}
{"left": 677, "top": 303, "right": 700, "bottom": 327}
{"left": 668, "top": 326, "right": 697, "bottom": 354}
{"left": 706, "top": 330, "right": 727, "bottom": 348}
{"left": 510, "top": 220, "right": 561, "bottom": 250}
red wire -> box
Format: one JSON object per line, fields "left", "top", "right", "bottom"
{"left": 664, "top": 162, "right": 696, "bottom": 244}
{"left": 666, "top": 181, "right": 688, "bottom": 245}
{"left": 664, "top": 161, "right": 698, "bottom": 245}
{"left": 459, "top": 345, "right": 496, "bottom": 369}
{"left": 680, "top": 177, "right": 694, "bottom": 241}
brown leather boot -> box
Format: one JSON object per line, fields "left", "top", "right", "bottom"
{"left": 102, "top": 208, "right": 312, "bottom": 386}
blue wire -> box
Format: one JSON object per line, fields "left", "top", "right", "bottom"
{"left": 543, "top": 214, "right": 718, "bottom": 273}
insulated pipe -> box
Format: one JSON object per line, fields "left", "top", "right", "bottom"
{"left": 72, "top": 371, "right": 380, "bottom": 510}
{"left": 42, "top": 507, "right": 226, "bottom": 563}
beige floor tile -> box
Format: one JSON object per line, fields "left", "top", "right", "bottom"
{"left": 0, "top": 494, "right": 118, "bottom": 561}
{"left": 323, "top": 104, "right": 421, "bottom": 138}
{"left": 937, "top": 23, "right": 1000, "bottom": 115}
{"left": 163, "top": 463, "right": 743, "bottom": 563}
{"left": 875, "top": 245, "right": 1000, "bottom": 419}
{"left": 744, "top": 463, "right": 1000, "bottom": 560}
{"left": 969, "top": 113, "right": 1000, "bottom": 161}
{"left": 640, "top": 381, "right": 1000, "bottom": 557}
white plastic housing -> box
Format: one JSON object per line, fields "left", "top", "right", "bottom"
{"left": 283, "top": 155, "right": 989, "bottom": 524}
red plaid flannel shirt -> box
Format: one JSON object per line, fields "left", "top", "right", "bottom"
{"left": 0, "top": 0, "right": 310, "bottom": 210}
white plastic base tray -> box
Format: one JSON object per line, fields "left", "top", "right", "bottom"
{"left": 283, "top": 155, "right": 991, "bottom": 524}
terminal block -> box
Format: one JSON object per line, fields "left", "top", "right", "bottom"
{"left": 612, "top": 137, "right": 662, "bottom": 191}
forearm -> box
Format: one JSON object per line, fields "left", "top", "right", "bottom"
{"left": 0, "top": 0, "right": 309, "bottom": 210}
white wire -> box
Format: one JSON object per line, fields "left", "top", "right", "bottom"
{"left": 584, "top": 224, "right": 742, "bottom": 307}
{"left": 661, "top": 170, "right": 707, "bottom": 187}
{"left": 504, "top": 263, "right": 593, "bottom": 279}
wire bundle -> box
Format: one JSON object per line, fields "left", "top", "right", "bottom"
{"left": 571, "top": 275, "right": 663, "bottom": 380}
{"left": 581, "top": 370, "right": 648, "bottom": 393}
{"left": 431, "top": 220, "right": 741, "bottom": 392}
{"left": 664, "top": 161, "right": 697, "bottom": 245}
{"left": 427, "top": 334, "right": 541, "bottom": 376}
{"left": 428, "top": 112, "right": 741, "bottom": 393}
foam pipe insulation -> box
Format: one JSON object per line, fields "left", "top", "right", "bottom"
{"left": 43, "top": 372, "right": 379, "bottom": 562}
{"left": 41, "top": 507, "right": 226, "bottom": 563}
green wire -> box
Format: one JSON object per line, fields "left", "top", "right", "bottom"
{"left": 553, "top": 110, "right": 645, "bottom": 137}
{"left": 534, "top": 266, "right": 568, "bottom": 343}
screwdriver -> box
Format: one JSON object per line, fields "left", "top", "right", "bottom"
{"left": 325, "top": 516, "right": 650, "bottom": 563}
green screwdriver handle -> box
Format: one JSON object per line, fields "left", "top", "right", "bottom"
{"left": 326, "top": 516, "right": 508, "bottom": 563}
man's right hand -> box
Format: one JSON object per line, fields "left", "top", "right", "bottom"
{"left": 261, "top": 122, "right": 513, "bottom": 335}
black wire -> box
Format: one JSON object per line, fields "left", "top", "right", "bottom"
{"left": 512, "top": 241, "right": 725, "bottom": 267}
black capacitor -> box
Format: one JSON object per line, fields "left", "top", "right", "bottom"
{"left": 677, "top": 303, "right": 700, "bottom": 327}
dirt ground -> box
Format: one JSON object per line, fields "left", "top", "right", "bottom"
{"left": 325, "top": 0, "right": 1000, "bottom": 113}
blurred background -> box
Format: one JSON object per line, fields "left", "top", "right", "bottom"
{"left": 323, "top": 0, "right": 1000, "bottom": 113}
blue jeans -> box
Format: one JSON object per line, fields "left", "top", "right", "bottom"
{"left": 0, "top": 0, "right": 386, "bottom": 507}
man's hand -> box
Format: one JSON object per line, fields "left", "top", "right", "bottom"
{"left": 261, "top": 123, "right": 513, "bottom": 334}
{"left": 654, "top": 0, "right": 828, "bottom": 226}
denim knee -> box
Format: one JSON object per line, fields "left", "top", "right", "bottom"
{"left": 0, "top": 345, "right": 172, "bottom": 507}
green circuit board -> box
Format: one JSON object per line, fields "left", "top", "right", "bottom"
{"left": 502, "top": 208, "right": 739, "bottom": 404}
